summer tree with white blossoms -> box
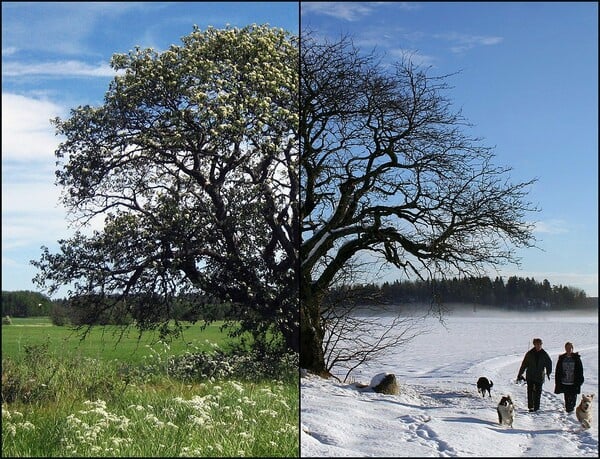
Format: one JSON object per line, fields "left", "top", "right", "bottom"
{"left": 32, "top": 25, "right": 299, "bottom": 352}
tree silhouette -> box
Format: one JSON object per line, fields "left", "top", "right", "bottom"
{"left": 32, "top": 25, "right": 299, "bottom": 352}
{"left": 300, "top": 32, "right": 538, "bottom": 374}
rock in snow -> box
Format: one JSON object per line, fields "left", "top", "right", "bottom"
{"left": 370, "top": 372, "right": 399, "bottom": 395}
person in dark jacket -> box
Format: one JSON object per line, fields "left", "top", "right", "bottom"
{"left": 516, "top": 337, "right": 553, "bottom": 412}
{"left": 554, "top": 341, "right": 584, "bottom": 413}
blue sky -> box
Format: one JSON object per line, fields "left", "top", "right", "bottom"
{"left": 1, "top": 2, "right": 598, "bottom": 298}
{"left": 302, "top": 2, "right": 598, "bottom": 296}
{"left": 1, "top": 2, "right": 298, "bottom": 297}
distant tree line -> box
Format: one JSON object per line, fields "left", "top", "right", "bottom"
{"left": 327, "top": 276, "right": 591, "bottom": 311}
{"left": 2, "top": 275, "right": 593, "bottom": 325}
{"left": 1, "top": 291, "right": 53, "bottom": 317}
{"left": 54, "top": 293, "right": 236, "bottom": 326}
{"left": 1, "top": 290, "right": 236, "bottom": 325}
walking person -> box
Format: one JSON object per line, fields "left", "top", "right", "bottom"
{"left": 554, "top": 341, "right": 584, "bottom": 413}
{"left": 516, "top": 338, "right": 553, "bottom": 412}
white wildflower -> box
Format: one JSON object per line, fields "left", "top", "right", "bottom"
{"left": 229, "top": 381, "right": 244, "bottom": 393}
{"left": 233, "top": 407, "right": 244, "bottom": 420}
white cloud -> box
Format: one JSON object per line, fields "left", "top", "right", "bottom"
{"left": 434, "top": 32, "right": 503, "bottom": 53}
{"left": 2, "top": 177, "right": 106, "bottom": 251}
{"left": 1, "top": 255, "right": 22, "bottom": 268}
{"left": 533, "top": 219, "right": 569, "bottom": 235}
{"left": 1, "top": 93, "right": 65, "bottom": 161}
{"left": 302, "top": 2, "right": 395, "bottom": 22}
{"left": 1, "top": 91, "right": 76, "bottom": 255}
{"left": 2, "top": 216, "right": 67, "bottom": 251}
{"left": 2, "top": 177, "right": 105, "bottom": 254}
{"left": 1, "top": 2, "right": 155, "bottom": 56}
{"left": 302, "top": 1, "right": 420, "bottom": 21}
{"left": 1, "top": 180, "right": 63, "bottom": 215}
{"left": 388, "top": 48, "right": 436, "bottom": 67}
{"left": 393, "top": 2, "right": 422, "bottom": 11}
{"left": 3, "top": 60, "right": 116, "bottom": 78}
{"left": 1, "top": 173, "right": 67, "bottom": 245}
{"left": 2, "top": 46, "right": 18, "bottom": 56}
{"left": 336, "top": 26, "right": 436, "bottom": 68}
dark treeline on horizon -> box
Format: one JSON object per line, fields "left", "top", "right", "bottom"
{"left": 327, "top": 275, "right": 594, "bottom": 311}
{"left": 1, "top": 290, "right": 53, "bottom": 317}
{"left": 1, "top": 290, "right": 233, "bottom": 324}
{"left": 1, "top": 275, "right": 596, "bottom": 322}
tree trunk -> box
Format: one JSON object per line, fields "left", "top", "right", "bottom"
{"left": 299, "top": 284, "right": 328, "bottom": 376}
{"left": 282, "top": 319, "right": 300, "bottom": 353}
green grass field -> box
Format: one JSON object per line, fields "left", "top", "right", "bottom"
{"left": 2, "top": 317, "right": 299, "bottom": 457}
{"left": 2, "top": 317, "right": 236, "bottom": 365}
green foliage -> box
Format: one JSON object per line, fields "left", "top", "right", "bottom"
{"left": 166, "top": 346, "right": 298, "bottom": 383}
{"left": 32, "top": 24, "right": 300, "bottom": 354}
{"left": 1, "top": 291, "right": 53, "bottom": 317}
{"left": 1, "top": 342, "right": 117, "bottom": 405}
{"left": 2, "top": 383, "right": 299, "bottom": 457}
{"left": 2, "top": 369, "right": 298, "bottom": 457}
{"left": 1, "top": 324, "right": 298, "bottom": 457}
{"left": 49, "top": 302, "right": 68, "bottom": 326}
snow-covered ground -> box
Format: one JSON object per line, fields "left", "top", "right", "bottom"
{"left": 301, "top": 307, "right": 598, "bottom": 457}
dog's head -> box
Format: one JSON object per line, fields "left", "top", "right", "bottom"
{"left": 498, "top": 395, "right": 513, "bottom": 407}
{"left": 580, "top": 393, "right": 595, "bottom": 410}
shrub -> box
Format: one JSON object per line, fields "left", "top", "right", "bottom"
{"left": 166, "top": 347, "right": 298, "bottom": 382}
{"left": 1, "top": 343, "right": 122, "bottom": 405}
{"left": 50, "top": 304, "right": 69, "bottom": 326}
{"left": 1, "top": 358, "right": 22, "bottom": 403}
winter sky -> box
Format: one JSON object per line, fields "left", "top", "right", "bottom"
{"left": 1, "top": 2, "right": 298, "bottom": 297}
{"left": 301, "top": 2, "right": 598, "bottom": 297}
{"left": 2, "top": 2, "right": 598, "bottom": 297}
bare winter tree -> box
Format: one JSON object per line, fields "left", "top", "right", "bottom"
{"left": 320, "top": 258, "right": 433, "bottom": 383}
{"left": 300, "top": 32, "right": 538, "bottom": 376}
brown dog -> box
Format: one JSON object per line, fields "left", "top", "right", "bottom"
{"left": 576, "top": 394, "right": 594, "bottom": 429}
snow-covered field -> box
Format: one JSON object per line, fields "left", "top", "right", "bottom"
{"left": 301, "top": 307, "right": 598, "bottom": 457}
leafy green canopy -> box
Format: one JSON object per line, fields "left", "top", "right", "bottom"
{"left": 32, "top": 25, "right": 299, "bottom": 351}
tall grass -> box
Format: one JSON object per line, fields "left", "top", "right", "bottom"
{"left": 2, "top": 321, "right": 299, "bottom": 457}
{"left": 2, "top": 380, "right": 298, "bottom": 457}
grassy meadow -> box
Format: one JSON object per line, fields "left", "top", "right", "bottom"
{"left": 2, "top": 317, "right": 236, "bottom": 365}
{"left": 2, "top": 317, "right": 299, "bottom": 457}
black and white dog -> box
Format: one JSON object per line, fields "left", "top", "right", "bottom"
{"left": 497, "top": 395, "right": 515, "bottom": 428}
{"left": 576, "top": 394, "right": 594, "bottom": 429}
{"left": 477, "top": 377, "right": 493, "bottom": 397}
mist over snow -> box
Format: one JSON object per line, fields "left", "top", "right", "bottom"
{"left": 301, "top": 306, "right": 598, "bottom": 457}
